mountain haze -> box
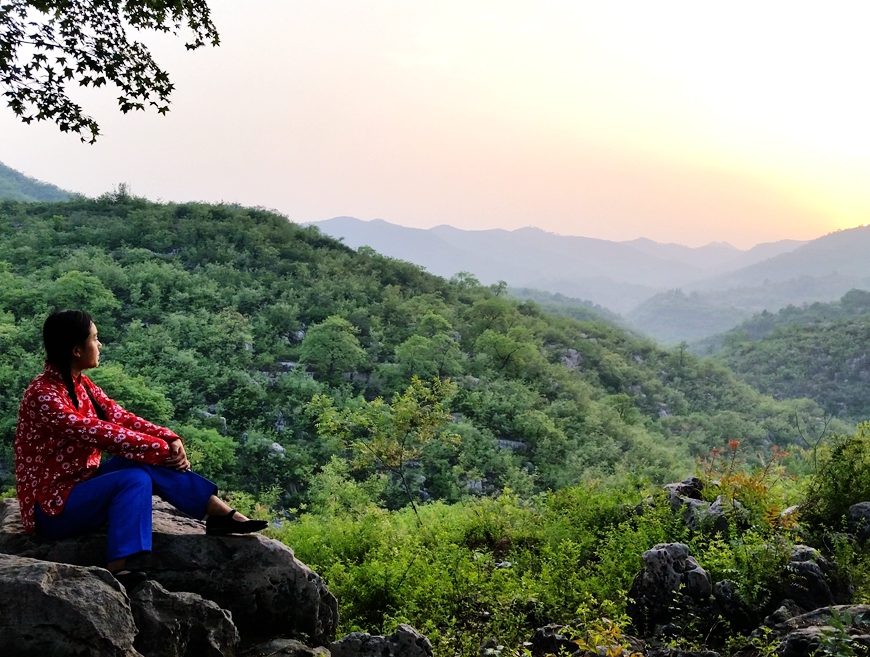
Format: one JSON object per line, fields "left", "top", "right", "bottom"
{"left": 312, "top": 217, "right": 807, "bottom": 316}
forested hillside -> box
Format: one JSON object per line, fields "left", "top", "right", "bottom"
{"left": 0, "top": 161, "right": 71, "bottom": 202}
{"left": 0, "top": 194, "right": 837, "bottom": 502}
{"left": 707, "top": 289, "right": 870, "bottom": 419}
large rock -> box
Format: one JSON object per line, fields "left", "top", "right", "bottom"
{"left": 130, "top": 580, "right": 239, "bottom": 657}
{"left": 664, "top": 477, "right": 704, "bottom": 506}
{"left": 848, "top": 502, "right": 870, "bottom": 542}
{"left": 627, "top": 543, "right": 712, "bottom": 633}
{"left": 767, "top": 605, "right": 870, "bottom": 657}
{"left": 0, "top": 497, "right": 339, "bottom": 647}
{"left": 0, "top": 553, "right": 140, "bottom": 657}
{"left": 526, "top": 624, "right": 644, "bottom": 657}
{"left": 330, "top": 624, "right": 433, "bottom": 657}
{"left": 787, "top": 546, "right": 852, "bottom": 612}
{"left": 242, "top": 638, "right": 330, "bottom": 656}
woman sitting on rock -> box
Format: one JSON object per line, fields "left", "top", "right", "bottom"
{"left": 14, "top": 309, "right": 267, "bottom": 589}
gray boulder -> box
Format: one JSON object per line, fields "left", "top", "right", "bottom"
{"left": 664, "top": 477, "right": 704, "bottom": 506}
{"left": 0, "top": 497, "right": 339, "bottom": 647}
{"left": 527, "top": 624, "right": 581, "bottom": 657}
{"left": 130, "top": 580, "right": 239, "bottom": 657}
{"left": 241, "top": 638, "right": 330, "bottom": 656}
{"left": 627, "top": 543, "right": 712, "bottom": 633}
{"left": 768, "top": 605, "right": 870, "bottom": 657}
{"left": 330, "top": 624, "right": 433, "bottom": 657}
{"left": 787, "top": 545, "right": 851, "bottom": 611}
{"left": 0, "top": 553, "right": 140, "bottom": 657}
{"left": 848, "top": 502, "right": 870, "bottom": 542}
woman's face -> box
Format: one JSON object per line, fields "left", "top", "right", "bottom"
{"left": 71, "top": 322, "right": 102, "bottom": 372}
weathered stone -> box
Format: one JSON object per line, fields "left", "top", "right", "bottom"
{"left": 762, "top": 599, "right": 803, "bottom": 628}
{"left": 130, "top": 580, "right": 239, "bottom": 657}
{"left": 848, "top": 502, "right": 870, "bottom": 542}
{"left": 768, "top": 605, "right": 870, "bottom": 657}
{"left": 778, "top": 626, "right": 825, "bottom": 657}
{"left": 330, "top": 624, "right": 433, "bottom": 657}
{"left": 786, "top": 545, "right": 851, "bottom": 611}
{"left": 0, "top": 553, "right": 140, "bottom": 657}
{"left": 527, "top": 624, "right": 580, "bottom": 657}
{"left": 712, "top": 579, "right": 756, "bottom": 632}
{"left": 627, "top": 543, "right": 712, "bottom": 633}
{"left": 648, "top": 650, "right": 719, "bottom": 657}
{"left": 0, "top": 497, "right": 339, "bottom": 647}
{"left": 242, "top": 638, "right": 330, "bottom": 656}
{"left": 664, "top": 477, "right": 704, "bottom": 506}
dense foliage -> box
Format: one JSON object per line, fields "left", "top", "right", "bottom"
{"left": 0, "top": 194, "right": 840, "bottom": 508}
{"left": 3, "top": 194, "right": 869, "bottom": 656}
{"left": 704, "top": 290, "right": 870, "bottom": 419}
{"left": 266, "top": 435, "right": 870, "bottom": 656}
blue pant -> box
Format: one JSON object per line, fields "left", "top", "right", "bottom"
{"left": 35, "top": 457, "right": 217, "bottom": 562}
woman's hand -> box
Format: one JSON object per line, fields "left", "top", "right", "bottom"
{"left": 163, "top": 439, "right": 190, "bottom": 472}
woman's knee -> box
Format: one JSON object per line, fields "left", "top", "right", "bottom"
{"left": 115, "top": 467, "right": 153, "bottom": 495}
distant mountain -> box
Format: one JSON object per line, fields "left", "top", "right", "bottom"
{"left": 632, "top": 274, "right": 870, "bottom": 345}
{"left": 621, "top": 237, "right": 806, "bottom": 274}
{"left": 311, "top": 217, "right": 806, "bottom": 316}
{"left": 0, "top": 161, "right": 71, "bottom": 202}
{"left": 692, "top": 226, "right": 870, "bottom": 291}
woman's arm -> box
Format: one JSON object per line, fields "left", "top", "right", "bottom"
{"left": 84, "top": 377, "right": 179, "bottom": 443}
{"left": 29, "top": 386, "right": 171, "bottom": 464}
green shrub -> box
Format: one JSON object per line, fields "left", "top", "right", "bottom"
{"left": 802, "top": 423, "right": 870, "bottom": 527}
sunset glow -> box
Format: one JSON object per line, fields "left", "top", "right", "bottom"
{"left": 2, "top": 0, "right": 868, "bottom": 247}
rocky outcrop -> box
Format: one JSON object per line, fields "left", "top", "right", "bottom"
{"left": 664, "top": 477, "right": 704, "bottom": 505}
{"left": 130, "top": 580, "right": 239, "bottom": 657}
{"left": 787, "top": 545, "right": 852, "bottom": 612}
{"left": 0, "top": 553, "right": 140, "bottom": 657}
{"left": 627, "top": 543, "right": 712, "bottom": 634}
{"left": 330, "top": 624, "right": 433, "bottom": 657}
{"left": 240, "top": 639, "right": 330, "bottom": 657}
{"left": 768, "top": 605, "right": 870, "bottom": 657}
{"left": 525, "top": 623, "right": 645, "bottom": 657}
{"left": 0, "top": 497, "right": 338, "bottom": 648}
{"left": 847, "top": 502, "right": 870, "bottom": 542}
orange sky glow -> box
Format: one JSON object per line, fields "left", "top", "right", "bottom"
{"left": 2, "top": 1, "right": 869, "bottom": 248}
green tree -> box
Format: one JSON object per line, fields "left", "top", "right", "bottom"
{"left": 299, "top": 316, "right": 366, "bottom": 379}
{"left": 311, "top": 377, "right": 459, "bottom": 522}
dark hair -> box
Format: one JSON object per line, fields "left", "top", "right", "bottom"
{"left": 43, "top": 309, "right": 93, "bottom": 410}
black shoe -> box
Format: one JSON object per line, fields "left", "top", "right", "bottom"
{"left": 206, "top": 509, "right": 269, "bottom": 536}
{"left": 112, "top": 570, "right": 148, "bottom": 591}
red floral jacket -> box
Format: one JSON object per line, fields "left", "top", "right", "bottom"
{"left": 14, "top": 364, "right": 178, "bottom": 534}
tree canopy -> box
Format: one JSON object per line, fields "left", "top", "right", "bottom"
{"left": 0, "top": 0, "right": 218, "bottom": 141}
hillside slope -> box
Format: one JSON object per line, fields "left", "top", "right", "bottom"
{"left": 0, "top": 197, "right": 837, "bottom": 503}
{"left": 0, "top": 161, "right": 71, "bottom": 202}
{"left": 707, "top": 289, "right": 870, "bottom": 419}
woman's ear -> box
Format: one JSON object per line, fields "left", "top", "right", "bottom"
{"left": 71, "top": 344, "right": 83, "bottom": 358}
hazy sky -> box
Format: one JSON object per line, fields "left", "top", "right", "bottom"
{"left": 2, "top": 1, "right": 869, "bottom": 248}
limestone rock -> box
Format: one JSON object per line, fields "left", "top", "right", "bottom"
{"left": 242, "top": 638, "right": 330, "bottom": 656}
{"left": 0, "top": 497, "right": 339, "bottom": 647}
{"left": 712, "top": 579, "right": 756, "bottom": 632}
{"left": 664, "top": 477, "right": 704, "bottom": 506}
{"left": 527, "top": 624, "right": 581, "bottom": 657}
{"left": 130, "top": 580, "right": 239, "bottom": 657}
{"left": 0, "top": 553, "right": 140, "bottom": 657}
{"left": 768, "top": 605, "right": 870, "bottom": 657}
{"left": 330, "top": 624, "right": 433, "bottom": 657}
{"left": 787, "top": 545, "right": 852, "bottom": 611}
{"left": 627, "top": 543, "right": 712, "bottom": 633}
{"left": 848, "top": 502, "right": 870, "bottom": 542}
